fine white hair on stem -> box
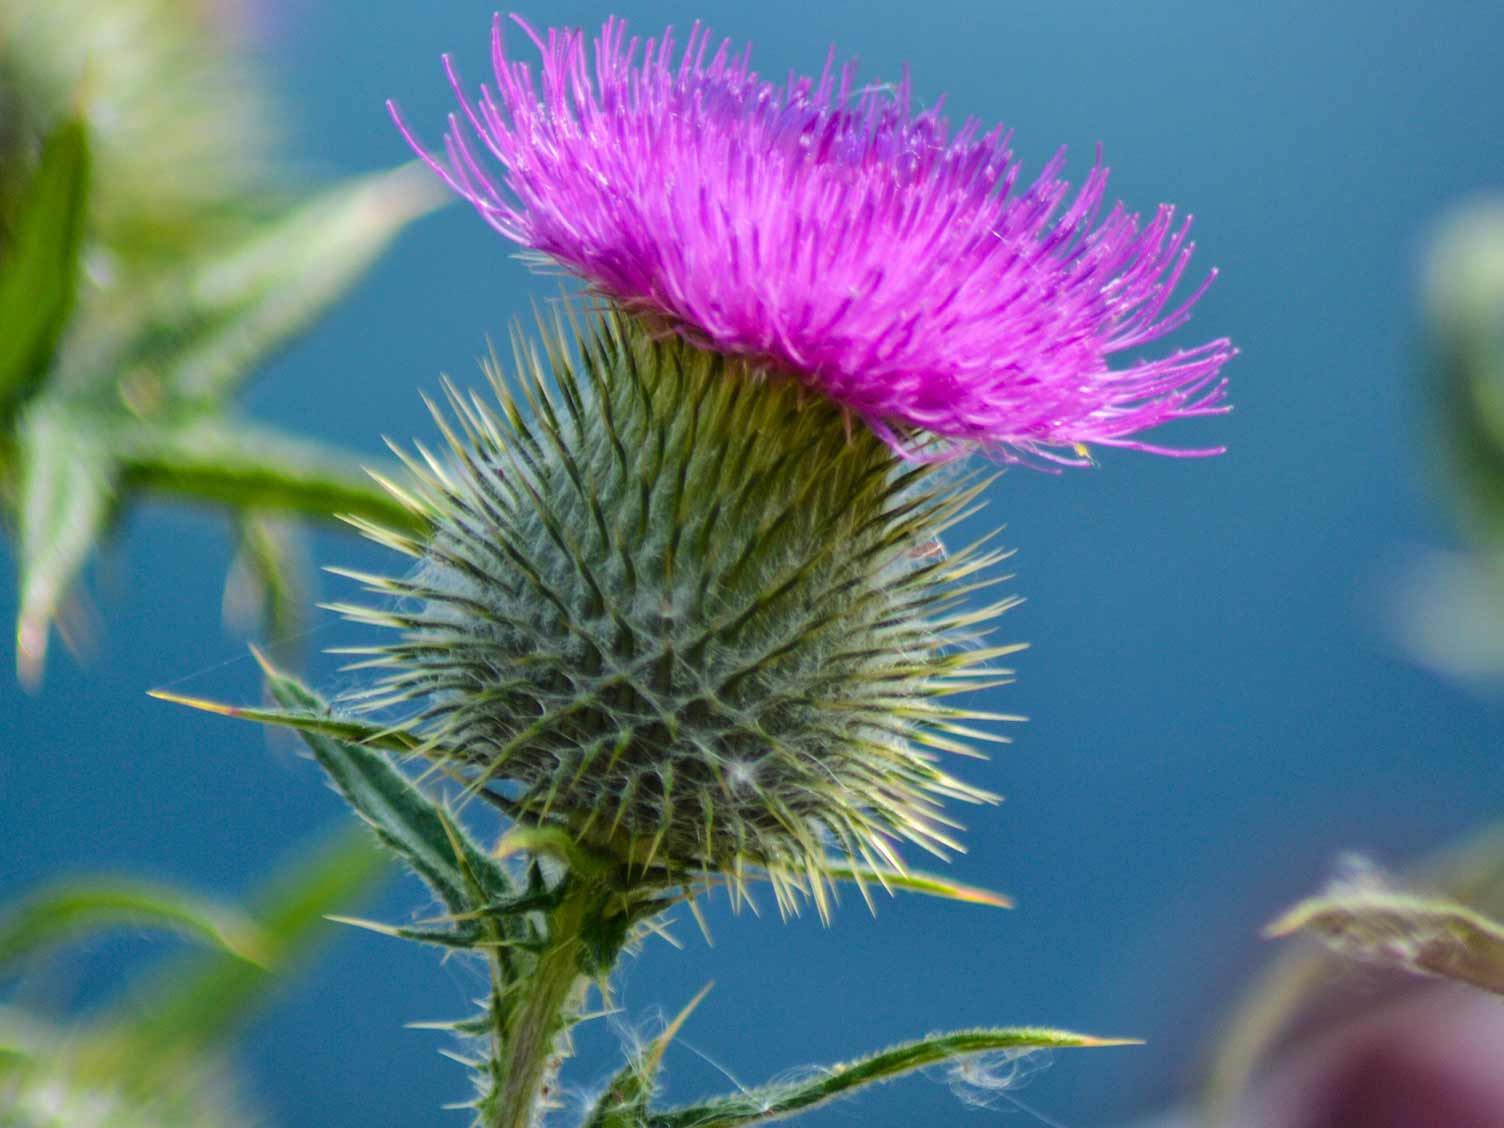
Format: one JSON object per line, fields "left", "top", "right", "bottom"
{"left": 941, "top": 1047, "right": 1054, "bottom": 1109}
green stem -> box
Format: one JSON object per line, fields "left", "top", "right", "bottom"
{"left": 491, "top": 887, "right": 592, "bottom": 1128}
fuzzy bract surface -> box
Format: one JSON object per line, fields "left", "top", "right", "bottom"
{"left": 338, "top": 311, "right": 1016, "bottom": 904}
{"left": 392, "top": 14, "right": 1233, "bottom": 461}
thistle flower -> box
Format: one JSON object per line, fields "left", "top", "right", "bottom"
{"left": 336, "top": 310, "right": 1016, "bottom": 910}
{"left": 391, "top": 15, "right": 1234, "bottom": 461}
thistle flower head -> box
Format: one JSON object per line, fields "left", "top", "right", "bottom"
{"left": 338, "top": 310, "right": 1015, "bottom": 911}
{"left": 391, "top": 14, "right": 1234, "bottom": 462}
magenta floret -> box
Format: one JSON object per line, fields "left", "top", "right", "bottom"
{"left": 392, "top": 14, "right": 1234, "bottom": 461}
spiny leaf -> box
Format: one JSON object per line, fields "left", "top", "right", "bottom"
{"left": 442, "top": 885, "right": 563, "bottom": 924}
{"left": 112, "top": 415, "right": 420, "bottom": 530}
{"left": 1265, "top": 886, "right": 1504, "bottom": 997}
{"left": 406, "top": 1013, "right": 497, "bottom": 1036}
{"left": 643, "top": 1028, "right": 1139, "bottom": 1128}
{"left": 325, "top": 914, "right": 489, "bottom": 949}
{"left": 0, "top": 116, "right": 90, "bottom": 420}
{"left": 0, "top": 880, "right": 270, "bottom": 973}
{"left": 163, "top": 164, "right": 445, "bottom": 402}
{"left": 146, "top": 686, "right": 423, "bottom": 754}
{"left": 14, "top": 403, "right": 116, "bottom": 687}
{"left": 248, "top": 654, "right": 515, "bottom": 911}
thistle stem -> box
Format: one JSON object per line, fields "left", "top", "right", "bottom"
{"left": 490, "top": 886, "right": 592, "bottom": 1128}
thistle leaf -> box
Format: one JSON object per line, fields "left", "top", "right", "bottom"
{"left": 112, "top": 415, "right": 419, "bottom": 529}
{"left": 1265, "top": 886, "right": 1504, "bottom": 997}
{"left": 324, "top": 914, "right": 489, "bottom": 949}
{"left": 0, "top": 879, "right": 270, "bottom": 973}
{"left": 146, "top": 686, "right": 423, "bottom": 754}
{"left": 0, "top": 116, "right": 90, "bottom": 420}
{"left": 14, "top": 403, "right": 116, "bottom": 686}
{"left": 641, "top": 1028, "right": 1139, "bottom": 1128}
{"left": 250, "top": 656, "right": 514, "bottom": 911}
{"left": 160, "top": 164, "right": 445, "bottom": 403}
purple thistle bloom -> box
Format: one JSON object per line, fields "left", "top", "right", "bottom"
{"left": 391, "top": 14, "right": 1234, "bottom": 462}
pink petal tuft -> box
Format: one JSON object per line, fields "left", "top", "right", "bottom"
{"left": 391, "top": 14, "right": 1235, "bottom": 461}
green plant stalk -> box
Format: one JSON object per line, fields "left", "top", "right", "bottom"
{"left": 493, "top": 886, "right": 594, "bottom": 1128}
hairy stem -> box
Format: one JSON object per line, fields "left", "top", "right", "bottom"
{"left": 491, "top": 887, "right": 592, "bottom": 1128}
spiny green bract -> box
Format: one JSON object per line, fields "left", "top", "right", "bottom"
{"left": 337, "top": 310, "right": 1021, "bottom": 911}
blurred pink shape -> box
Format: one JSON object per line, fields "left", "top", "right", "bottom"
{"left": 1238, "top": 982, "right": 1504, "bottom": 1127}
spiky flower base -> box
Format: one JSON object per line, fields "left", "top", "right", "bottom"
{"left": 338, "top": 308, "right": 1019, "bottom": 906}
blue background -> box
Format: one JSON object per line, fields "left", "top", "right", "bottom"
{"left": 4, "top": 1, "right": 1504, "bottom": 1124}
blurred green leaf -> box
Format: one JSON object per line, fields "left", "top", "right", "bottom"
{"left": 2, "top": 0, "right": 272, "bottom": 259}
{"left": 0, "top": 1045, "right": 33, "bottom": 1068}
{"left": 2, "top": 0, "right": 441, "bottom": 684}
{"left": 97, "top": 824, "right": 388, "bottom": 1076}
{"left": 1265, "top": 885, "right": 1504, "bottom": 997}
{"left": 223, "top": 511, "right": 308, "bottom": 647}
{"left": 0, "top": 117, "right": 89, "bottom": 420}
{"left": 0, "top": 826, "right": 384, "bottom": 1124}
{"left": 14, "top": 403, "right": 116, "bottom": 686}
{"left": 10, "top": 403, "right": 414, "bottom": 682}
{"left": 113, "top": 415, "right": 418, "bottom": 529}
{"left": 1426, "top": 200, "right": 1504, "bottom": 546}
{"left": 627, "top": 1028, "right": 1137, "bottom": 1128}
{"left": 161, "top": 164, "right": 444, "bottom": 403}
{"left": 0, "top": 879, "right": 269, "bottom": 973}
{"left": 48, "top": 163, "right": 443, "bottom": 413}
{"left": 0, "top": 169, "right": 435, "bottom": 686}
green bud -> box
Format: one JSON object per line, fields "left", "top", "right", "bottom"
{"left": 338, "top": 309, "right": 1020, "bottom": 910}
